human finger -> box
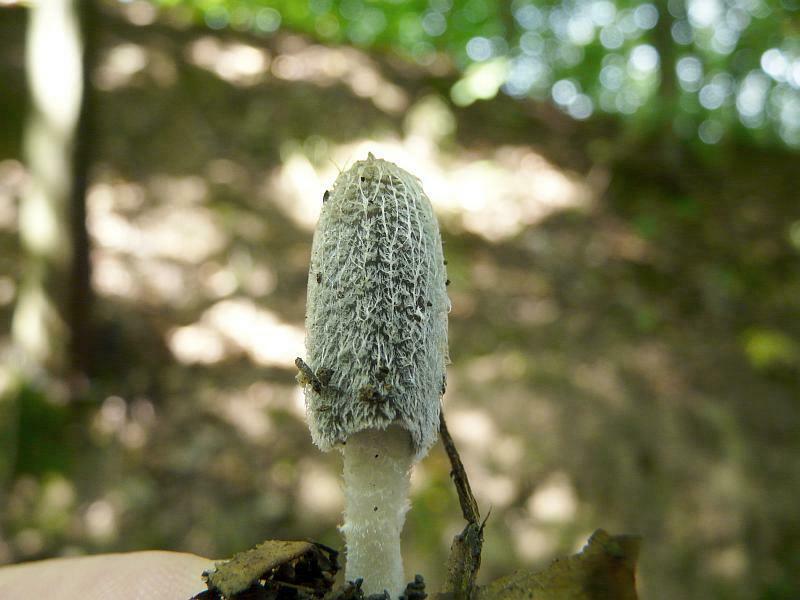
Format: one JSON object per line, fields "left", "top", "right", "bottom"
{"left": 0, "top": 550, "right": 213, "bottom": 600}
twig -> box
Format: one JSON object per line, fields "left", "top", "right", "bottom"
{"left": 440, "top": 409, "right": 483, "bottom": 599}
{"left": 439, "top": 410, "right": 480, "bottom": 524}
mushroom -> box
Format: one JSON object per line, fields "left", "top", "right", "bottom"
{"left": 298, "top": 154, "right": 449, "bottom": 597}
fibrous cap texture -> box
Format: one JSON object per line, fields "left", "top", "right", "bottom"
{"left": 301, "top": 154, "right": 449, "bottom": 461}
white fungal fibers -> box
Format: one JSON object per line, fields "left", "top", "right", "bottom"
{"left": 340, "top": 426, "right": 413, "bottom": 597}
{"left": 303, "top": 154, "right": 449, "bottom": 461}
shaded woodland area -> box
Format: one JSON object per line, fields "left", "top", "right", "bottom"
{"left": 1, "top": 0, "right": 799, "bottom": 598}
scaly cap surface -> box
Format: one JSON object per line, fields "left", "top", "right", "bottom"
{"left": 301, "top": 154, "right": 449, "bottom": 461}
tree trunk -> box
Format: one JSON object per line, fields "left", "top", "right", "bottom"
{"left": 11, "top": 0, "right": 93, "bottom": 389}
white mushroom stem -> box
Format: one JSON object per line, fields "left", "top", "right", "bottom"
{"left": 340, "top": 426, "right": 414, "bottom": 598}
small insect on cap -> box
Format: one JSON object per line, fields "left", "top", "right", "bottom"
{"left": 300, "top": 154, "right": 449, "bottom": 461}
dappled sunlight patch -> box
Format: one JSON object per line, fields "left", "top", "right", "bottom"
{"left": 94, "top": 43, "right": 147, "bottom": 90}
{"left": 507, "top": 517, "right": 558, "bottom": 563}
{"left": 296, "top": 460, "right": 343, "bottom": 518}
{"left": 342, "top": 142, "right": 589, "bottom": 241}
{"left": 269, "top": 38, "right": 407, "bottom": 113}
{"left": 168, "top": 324, "right": 227, "bottom": 365}
{"left": 94, "top": 42, "right": 177, "bottom": 90}
{"left": 270, "top": 136, "right": 590, "bottom": 241}
{"left": 464, "top": 352, "right": 527, "bottom": 385}
{"left": 135, "top": 258, "right": 189, "bottom": 304}
{"left": 198, "top": 258, "right": 275, "bottom": 300}
{"left": 87, "top": 180, "right": 146, "bottom": 212}
{"left": 89, "top": 176, "right": 233, "bottom": 304}
{"left": 266, "top": 151, "right": 327, "bottom": 230}
{"left": 38, "top": 475, "right": 76, "bottom": 529}
{"left": 409, "top": 462, "right": 430, "bottom": 495}
{"left": 167, "top": 298, "right": 303, "bottom": 368}
{"left": 13, "top": 529, "right": 44, "bottom": 557}
{"left": 11, "top": 285, "right": 66, "bottom": 369}
{"left": 471, "top": 466, "right": 517, "bottom": 508}
{"left": 0, "top": 159, "right": 25, "bottom": 231}
{"left": 148, "top": 174, "right": 208, "bottom": 206}
{"left": 92, "top": 254, "right": 134, "bottom": 299}
{"left": 88, "top": 178, "right": 225, "bottom": 263}
{"left": 187, "top": 36, "right": 270, "bottom": 86}
{"left": 206, "top": 298, "right": 304, "bottom": 367}
{"left": 451, "top": 59, "right": 510, "bottom": 107}
{"left": 119, "top": 421, "right": 147, "bottom": 450}
{"left": 439, "top": 377, "right": 560, "bottom": 456}
{"left": 199, "top": 262, "right": 239, "bottom": 298}
{"left": 84, "top": 498, "right": 118, "bottom": 543}
{"left": 118, "top": 0, "right": 157, "bottom": 26}
{"left": 94, "top": 395, "right": 127, "bottom": 437}
{"left": 0, "top": 276, "right": 16, "bottom": 307}
{"left": 240, "top": 381, "right": 306, "bottom": 420}
{"left": 290, "top": 385, "right": 307, "bottom": 420}
{"left": 404, "top": 94, "right": 456, "bottom": 145}
{"left": 526, "top": 472, "right": 578, "bottom": 524}
{"left": 446, "top": 408, "right": 496, "bottom": 451}
{"left": 212, "top": 389, "right": 274, "bottom": 442}
{"left": 3, "top": 475, "right": 76, "bottom": 558}
{"left": 90, "top": 395, "right": 155, "bottom": 450}
{"left": 446, "top": 149, "right": 590, "bottom": 241}
{"left": 489, "top": 436, "right": 525, "bottom": 470}
{"left": 206, "top": 158, "right": 251, "bottom": 189}
{"left": 436, "top": 403, "right": 524, "bottom": 507}
{"left": 241, "top": 263, "right": 276, "bottom": 297}
{"left": 512, "top": 297, "right": 560, "bottom": 325}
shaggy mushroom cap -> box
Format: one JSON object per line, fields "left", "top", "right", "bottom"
{"left": 302, "top": 154, "right": 449, "bottom": 461}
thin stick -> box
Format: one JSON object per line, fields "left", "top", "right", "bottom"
{"left": 439, "top": 410, "right": 480, "bottom": 524}
{"left": 440, "top": 408, "right": 484, "bottom": 599}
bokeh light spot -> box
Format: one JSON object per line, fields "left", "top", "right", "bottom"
{"left": 634, "top": 3, "right": 659, "bottom": 29}
{"left": 698, "top": 118, "right": 724, "bottom": 143}
{"left": 255, "top": 7, "right": 281, "bottom": 33}
{"left": 466, "top": 36, "right": 493, "bottom": 62}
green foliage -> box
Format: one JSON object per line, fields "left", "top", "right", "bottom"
{"left": 14, "top": 384, "right": 72, "bottom": 476}
{"left": 742, "top": 327, "right": 800, "bottom": 370}
{"left": 152, "top": 0, "right": 800, "bottom": 148}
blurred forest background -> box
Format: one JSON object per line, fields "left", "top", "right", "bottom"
{"left": 1, "top": 0, "right": 799, "bottom": 598}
